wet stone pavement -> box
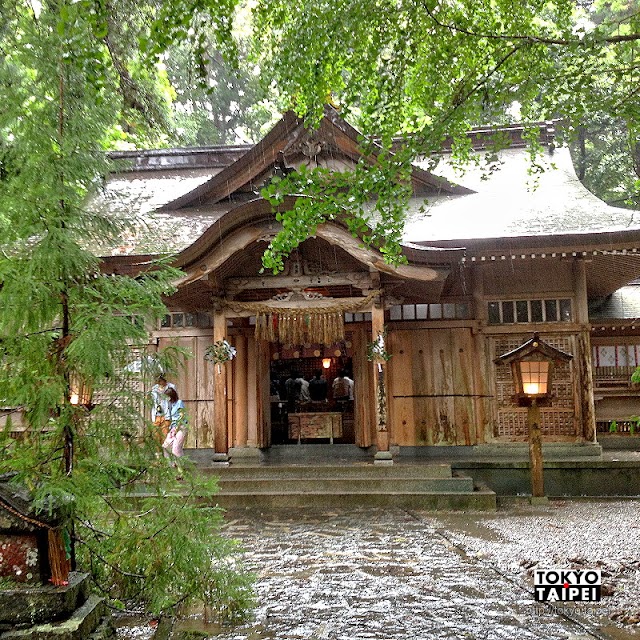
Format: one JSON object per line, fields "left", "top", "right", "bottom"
{"left": 206, "top": 507, "right": 598, "bottom": 640}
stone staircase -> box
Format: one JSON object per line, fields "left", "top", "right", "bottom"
{"left": 199, "top": 460, "right": 496, "bottom": 511}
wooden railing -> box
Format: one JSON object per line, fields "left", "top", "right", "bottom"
{"left": 596, "top": 420, "right": 639, "bottom": 433}
{"left": 594, "top": 366, "right": 637, "bottom": 388}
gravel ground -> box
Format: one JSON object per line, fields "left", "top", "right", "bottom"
{"left": 428, "top": 499, "right": 640, "bottom": 638}
{"left": 116, "top": 500, "right": 640, "bottom": 640}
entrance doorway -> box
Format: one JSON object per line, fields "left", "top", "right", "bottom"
{"left": 269, "top": 344, "right": 355, "bottom": 445}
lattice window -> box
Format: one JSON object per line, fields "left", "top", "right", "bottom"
{"left": 540, "top": 408, "right": 575, "bottom": 436}
{"left": 388, "top": 302, "right": 472, "bottom": 321}
{"left": 496, "top": 409, "right": 528, "bottom": 438}
{"left": 493, "top": 335, "right": 576, "bottom": 438}
{"left": 496, "top": 408, "right": 575, "bottom": 438}
{"left": 488, "top": 298, "right": 572, "bottom": 324}
{"left": 160, "top": 312, "right": 212, "bottom": 329}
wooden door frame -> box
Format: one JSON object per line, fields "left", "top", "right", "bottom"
{"left": 248, "top": 327, "right": 373, "bottom": 449}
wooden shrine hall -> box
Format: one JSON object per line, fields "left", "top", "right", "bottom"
{"left": 97, "top": 107, "right": 640, "bottom": 462}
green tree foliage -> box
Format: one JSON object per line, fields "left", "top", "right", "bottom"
{"left": 0, "top": 0, "right": 253, "bottom": 618}
{"left": 254, "top": 0, "right": 640, "bottom": 144}
{"left": 569, "top": 2, "right": 640, "bottom": 207}
{"left": 167, "top": 40, "right": 276, "bottom": 145}
{"left": 573, "top": 115, "right": 640, "bottom": 208}
{"left": 248, "top": 0, "right": 640, "bottom": 270}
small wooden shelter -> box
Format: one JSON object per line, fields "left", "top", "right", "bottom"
{"left": 98, "top": 108, "right": 640, "bottom": 459}
{"left": 0, "top": 473, "right": 70, "bottom": 585}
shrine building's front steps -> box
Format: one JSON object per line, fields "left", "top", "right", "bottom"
{"left": 196, "top": 447, "right": 496, "bottom": 511}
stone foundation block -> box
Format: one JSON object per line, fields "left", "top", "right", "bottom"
{"left": 0, "top": 572, "right": 89, "bottom": 626}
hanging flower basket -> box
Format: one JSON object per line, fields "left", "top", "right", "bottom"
{"left": 204, "top": 340, "right": 237, "bottom": 365}
{"left": 367, "top": 330, "right": 391, "bottom": 363}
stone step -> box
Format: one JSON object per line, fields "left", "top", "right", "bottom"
{"left": 212, "top": 489, "right": 497, "bottom": 511}
{"left": 1, "top": 594, "right": 107, "bottom": 640}
{"left": 128, "top": 468, "right": 496, "bottom": 510}
{"left": 217, "top": 476, "right": 474, "bottom": 493}
{"left": 201, "top": 464, "right": 454, "bottom": 480}
{"left": 185, "top": 455, "right": 496, "bottom": 511}
{"left": 194, "top": 462, "right": 496, "bottom": 510}
{"left": 0, "top": 572, "right": 90, "bottom": 626}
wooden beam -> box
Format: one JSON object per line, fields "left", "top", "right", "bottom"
{"left": 177, "top": 219, "right": 447, "bottom": 291}
{"left": 174, "top": 225, "right": 272, "bottom": 288}
{"left": 226, "top": 271, "right": 373, "bottom": 292}
{"left": 315, "top": 224, "right": 446, "bottom": 282}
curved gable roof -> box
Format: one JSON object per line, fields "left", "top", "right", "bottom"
{"left": 172, "top": 196, "right": 455, "bottom": 290}
{"left": 160, "top": 106, "right": 472, "bottom": 211}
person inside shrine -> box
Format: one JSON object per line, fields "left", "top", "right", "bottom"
{"left": 332, "top": 370, "right": 354, "bottom": 409}
{"left": 309, "top": 370, "right": 329, "bottom": 403}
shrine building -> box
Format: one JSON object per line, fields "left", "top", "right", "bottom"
{"left": 97, "top": 107, "right": 640, "bottom": 462}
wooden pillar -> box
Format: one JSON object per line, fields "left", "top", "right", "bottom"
{"left": 471, "top": 263, "right": 491, "bottom": 443}
{"left": 351, "top": 325, "right": 373, "bottom": 447}
{"left": 573, "top": 258, "right": 590, "bottom": 324}
{"left": 212, "top": 308, "right": 228, "bottom": 454}
{"left": 528, "top": 399, "right": 545, "bottom": 498}
{"left": 577, "top": 333, "right": 597, "bottom": 442}
{"left": 255, "top": 338, "right": 271, "bottom": 448}
{"left": 573, "top": 258, "right": 597, "bottom": 442}
{"left": 371, "top": 292, "right": 391, "bottom": 462}
{"left": 246, "top": 336, "right": 258, "bottom": 447}
{"left": 233, "top": 334, "right": 248, "bottom": 447}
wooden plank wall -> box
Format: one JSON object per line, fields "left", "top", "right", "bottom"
{"left": 388, "top": 328, "right": 482, "bottom": 446}
{"left": 482, "top": 260, "right": 573, "bottom": 296}
{"left": 350, "top": 325, "right": 374, "bottom": 447}
{"left": 157, "top": 334, "right": 215, "bottom": 448}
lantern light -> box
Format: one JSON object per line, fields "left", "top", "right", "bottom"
{"left": 322, "top": 358, "right": 332, "bottom": 369}
{"left": 519, "top": 359, "right": 550, "bottom": 397}
{"left": 69, "top": 377, "right": 93, "bottom": 408}
{"left": 495, "top": 334, "right": 572, "bottom": 405}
